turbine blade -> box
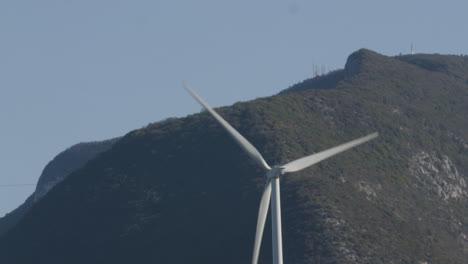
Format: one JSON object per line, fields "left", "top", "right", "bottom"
{"left": 184, "top": 84, "right": 271, "bottom": 170}
{"left": 252, "top": 179, "right": 272, "bottom": 264}
{"left": 281, "top": 132, "right": 378, "bottom": 173}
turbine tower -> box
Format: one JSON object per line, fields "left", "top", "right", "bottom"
{"left": 184, "top": 84, "right": 378, "bottom": 264}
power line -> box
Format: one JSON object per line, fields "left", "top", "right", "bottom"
{"left": 0, "top": 184, "right": 36, "bottom": 187}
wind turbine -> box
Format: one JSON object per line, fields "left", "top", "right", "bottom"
{"left": 184, "top": 84, "right": 378, "bottom": 264}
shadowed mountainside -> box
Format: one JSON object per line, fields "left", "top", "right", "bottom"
{"left": 0, "top": 49, "right": 466, "bottom": 264}
{"left": 0, "top": 138, "right": 119, "bottom": 236}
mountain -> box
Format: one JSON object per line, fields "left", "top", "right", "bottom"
{"left": 0, "top": 138, "right": 119, "bottom": 236}
{"left": 0, "top": 49, "right": 466, "bottom": 264}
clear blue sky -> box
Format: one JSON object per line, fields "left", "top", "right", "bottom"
{"left": 1, "top": 0, "right": 467, "bottom": 216}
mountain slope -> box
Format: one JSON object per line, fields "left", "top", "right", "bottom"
{"left": 0, "top": 138, "right": 119, "bottom": 236}
{"left": 0, "top": 49, "right": 466, "bottom": 264}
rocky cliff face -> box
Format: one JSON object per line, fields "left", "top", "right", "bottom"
{"left": 0, "top": 49, "right": 466, "bottom": 264}
{"left": 0, "top": 138, "right": 119, "bottom": 236}
{"left": 410, "top": 151, "right": 467, "bottom": 201}
{"left": 33, "top": 139, "right": 120, "bottom": 202}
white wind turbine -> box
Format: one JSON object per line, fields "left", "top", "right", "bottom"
{"left": 184, "top": 84, "right": 378, "bottom": 264}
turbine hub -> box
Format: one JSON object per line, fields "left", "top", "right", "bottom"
{"left": 267, "top": 166, "right": 284, "bottom": 179}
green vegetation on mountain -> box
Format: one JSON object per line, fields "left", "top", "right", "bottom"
{"left": 0, "top": 49, "right": 466, "bottom": 263}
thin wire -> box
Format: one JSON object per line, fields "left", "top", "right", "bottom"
{"left": 0, "top": 184, "right": 36, "bottom": 187}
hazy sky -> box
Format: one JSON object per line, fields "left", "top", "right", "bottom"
{"left": 1, "top": 0, "right": 467, "bottom": 216}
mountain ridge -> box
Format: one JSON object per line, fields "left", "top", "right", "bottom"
{"left": 0, "top": 138, "right": 119, "bottom": 236}
{"left": 0, "top": 49, "right": 466, "bottom": 263}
